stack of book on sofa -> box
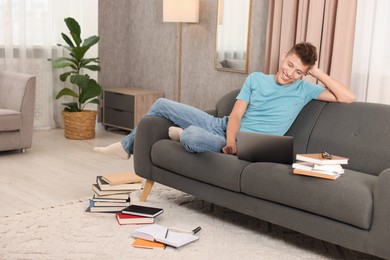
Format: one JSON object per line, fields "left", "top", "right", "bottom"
{"left": 87, "top": 172, "right": 143, "bottom": 213}
{"left": 292, "top": 153, "right": 349, "bottom": 180}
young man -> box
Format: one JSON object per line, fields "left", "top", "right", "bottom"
{"left": 94, "top": 42, "right": 355, "bottom": 159}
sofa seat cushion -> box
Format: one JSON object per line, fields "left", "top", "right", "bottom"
{"left": 0, "top": 109, "right": 22, "bottom": 131}
{"left": 151, "top": 140, "right": 251, "bottom": 192}
{"left": 240, "top": 163, "right": 376, "bottom": 229}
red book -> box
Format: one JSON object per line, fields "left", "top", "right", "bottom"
{"left": 116, "top": 212, "right": 154, "bottom": 225}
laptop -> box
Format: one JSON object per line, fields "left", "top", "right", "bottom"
{"left": 236, "top": 132, "right": 294, "bottom": 164}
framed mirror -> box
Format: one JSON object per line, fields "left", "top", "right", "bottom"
{"left": 215, "top": 0, "right": 252, "bottom": 73}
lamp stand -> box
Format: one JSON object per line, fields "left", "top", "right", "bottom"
{"left": 177, "top": 22, "right": 183, "bottom": 103}
{"left": 163, "top": 0, "right": 199, "bottom": 102}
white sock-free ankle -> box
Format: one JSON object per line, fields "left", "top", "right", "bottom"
{"left": 168, "top": 126, "right": 184, "bottom": 141}
{"left": 93, "top": 142, "right": 130, "bottom": 160}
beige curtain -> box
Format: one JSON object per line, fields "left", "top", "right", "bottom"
{"left": 264, "top": 0, "right": 357, "bottom": 86}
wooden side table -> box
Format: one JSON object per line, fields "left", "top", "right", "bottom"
{"left": 102, "top": 87, "right": 164, "bottom": 131}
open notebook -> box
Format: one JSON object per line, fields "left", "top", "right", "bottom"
{"left": 132, "top": 224, "right": 199, "bottom": 248}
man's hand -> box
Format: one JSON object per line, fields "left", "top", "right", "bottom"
{"left": 222, "top": 143, "right": 238, "bottom": 155}
{"left": 307, "top": 66, "right": 320, "bottom": 77}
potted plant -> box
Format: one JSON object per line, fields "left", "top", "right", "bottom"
{"left": 49, "top": 17, "right": 101, "bottom": 139}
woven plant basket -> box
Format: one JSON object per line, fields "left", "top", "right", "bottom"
{"left": 62, "top": 110, "right": 97, "bottom": 140}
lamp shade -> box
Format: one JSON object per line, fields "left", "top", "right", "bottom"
{"left": 163, "top": 0, "right": 199, "bottom": 23}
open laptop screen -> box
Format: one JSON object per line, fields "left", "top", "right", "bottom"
{"left": 236, "top": 132, "right": 294, "bottom": 164}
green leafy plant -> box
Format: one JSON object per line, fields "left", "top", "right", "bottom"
{"left": 49, "top": 17, "right": 101, "bottom": 112}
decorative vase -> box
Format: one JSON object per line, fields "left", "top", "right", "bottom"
{"left": 62, "top": 110, "right": 97, "bottom": 140}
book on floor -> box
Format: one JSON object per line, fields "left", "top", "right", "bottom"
{"left": 91, "top": 200, "right": 131, "bottom": 207}
{"left": 92, "top": 193, "right": 130, "bottom": 202}
{"left": 96, "top": 176, "right": 142, "bottom": 191}
{"left": 122, "top": 204, "right": 164, "bottom": 218}
{"left": 296, "top": 153, "right": 349, "bottom": 165}
{"left": 88, "top": 200, "right": 127, "bottom": 213}
{"left": 87, "top": 205, "right": 127, "bottom": 213}
{"left": 102, "top": 171, "right": 143, "bottom": 185}
{"left": 132, "top": 238, "right": 166, "bottom": 249}
{"left": 85, "top": 207, "right": 116, "bottom": 216}
{"left": 92, "top": 184, "right": 134, "bottom": 197}
{"left": 116, "top": 212, "right": 154, "bottom": 225}
{"left": 132, "top": 224, "right": 199, "bottom": 248}
{"left": 169, "top": 224, "right": 201, "bottom": 234}
{"left": 93, "top": 192, "right": 131, "bottom": 200}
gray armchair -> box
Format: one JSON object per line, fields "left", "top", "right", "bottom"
{"left": 0, "top": 71, "right": 36, "bottom": 153}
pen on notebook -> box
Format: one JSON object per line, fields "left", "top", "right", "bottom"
{"left": 165, "top": 228, "right": 169, "bottom": 238}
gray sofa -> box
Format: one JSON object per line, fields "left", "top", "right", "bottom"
{"left": 0, "top": 71, "right": 36, "bottom": 153}
{"left": 134, "top": 89, "right": 390, "bottom": 259}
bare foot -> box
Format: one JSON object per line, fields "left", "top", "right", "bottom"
{"left": 93, "top": 142, "right": 130, "bottom": 160}
{"left": 168, "top": 126, "right": 184, "bottom": 141}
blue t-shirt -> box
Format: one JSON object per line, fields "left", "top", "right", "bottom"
{"left": 236, "top": 72, "right": 324, "bottom": 135}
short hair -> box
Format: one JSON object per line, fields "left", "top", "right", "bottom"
{"left": 287, "top": 42, "right": 317, "bottom": 67}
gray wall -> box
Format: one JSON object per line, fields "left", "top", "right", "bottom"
{"left": 98, "top": 0, "right": 269, "bottom": 110}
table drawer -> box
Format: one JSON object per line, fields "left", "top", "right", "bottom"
{"left": 104, "top": 91, "right": 134, "bottom": 112}
{"left": 104, "top": 108, "right": 134, "bottom": 129}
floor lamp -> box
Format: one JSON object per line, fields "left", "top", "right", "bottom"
{"left": 163, "top": 0, "right": 199, "bottom": 103}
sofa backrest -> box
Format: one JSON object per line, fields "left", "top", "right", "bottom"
{"left": 286, "top": 100, "right": 327, "bottom": 155}
{"left": 305, "top": 102, "right": 390, "bottom": 176}
{"left": 284, "top": 100, "right": 390, "bottom": 176}
{"left": 215, "top": 89, "right": 240, "bottom": 118}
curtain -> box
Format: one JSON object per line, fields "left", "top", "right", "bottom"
{"left": 0, "top": 0, "right": 98, "bottom": 128}
{"left": 350, "top": 0, "right": 390, "bottom": 104}
{"left": 264, "top": 0, "right": 357, "bottom": 86}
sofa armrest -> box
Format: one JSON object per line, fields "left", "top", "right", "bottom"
{"left": 0, "top": 71, "right": 36, "bottom": 150}
{"left": 367, "top": 168, "right": 390, "bottom": 258}
{"left": 133, "top": 116, "right": 174, "bottom": 180}
{"left": 20, "top": 76, "right": 36, "bottom": 148}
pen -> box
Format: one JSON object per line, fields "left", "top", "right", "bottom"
{"left": 165, "top": 228, "right": 169, "bottom": 238}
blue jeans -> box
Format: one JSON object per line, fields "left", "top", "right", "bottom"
{"left": 121, "top": 98, "right": 228, "bottom": 154}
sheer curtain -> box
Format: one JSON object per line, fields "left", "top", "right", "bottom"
{"left": 350, "top": 0, "right": 390, "bottom": 104}
{"left": 0, "top": 0, "right": 98, "bottom": 128}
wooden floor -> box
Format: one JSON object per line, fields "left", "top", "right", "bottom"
{"left": 0, "top": 124, "right": 133, "bottom": 216}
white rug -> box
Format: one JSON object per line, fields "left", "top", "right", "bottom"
{"left": 0, "top": 183, "right": 376, "bottom": 260}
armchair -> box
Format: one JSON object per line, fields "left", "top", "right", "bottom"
{"left": 0, "top": 71, "right": 36, "bottom": 153}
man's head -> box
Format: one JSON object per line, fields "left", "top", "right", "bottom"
{"left": 274, "top": 42, "right": 318, "bottom": 85}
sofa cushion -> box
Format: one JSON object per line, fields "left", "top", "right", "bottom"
{"left": 240, "top": 162, "right": 376, "bottom": 229}
{"left": 151, "top": 140, "right": 251, "bottom": 192}
{"left": 0, "top": 109, "right": 22, "bottom": 131}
